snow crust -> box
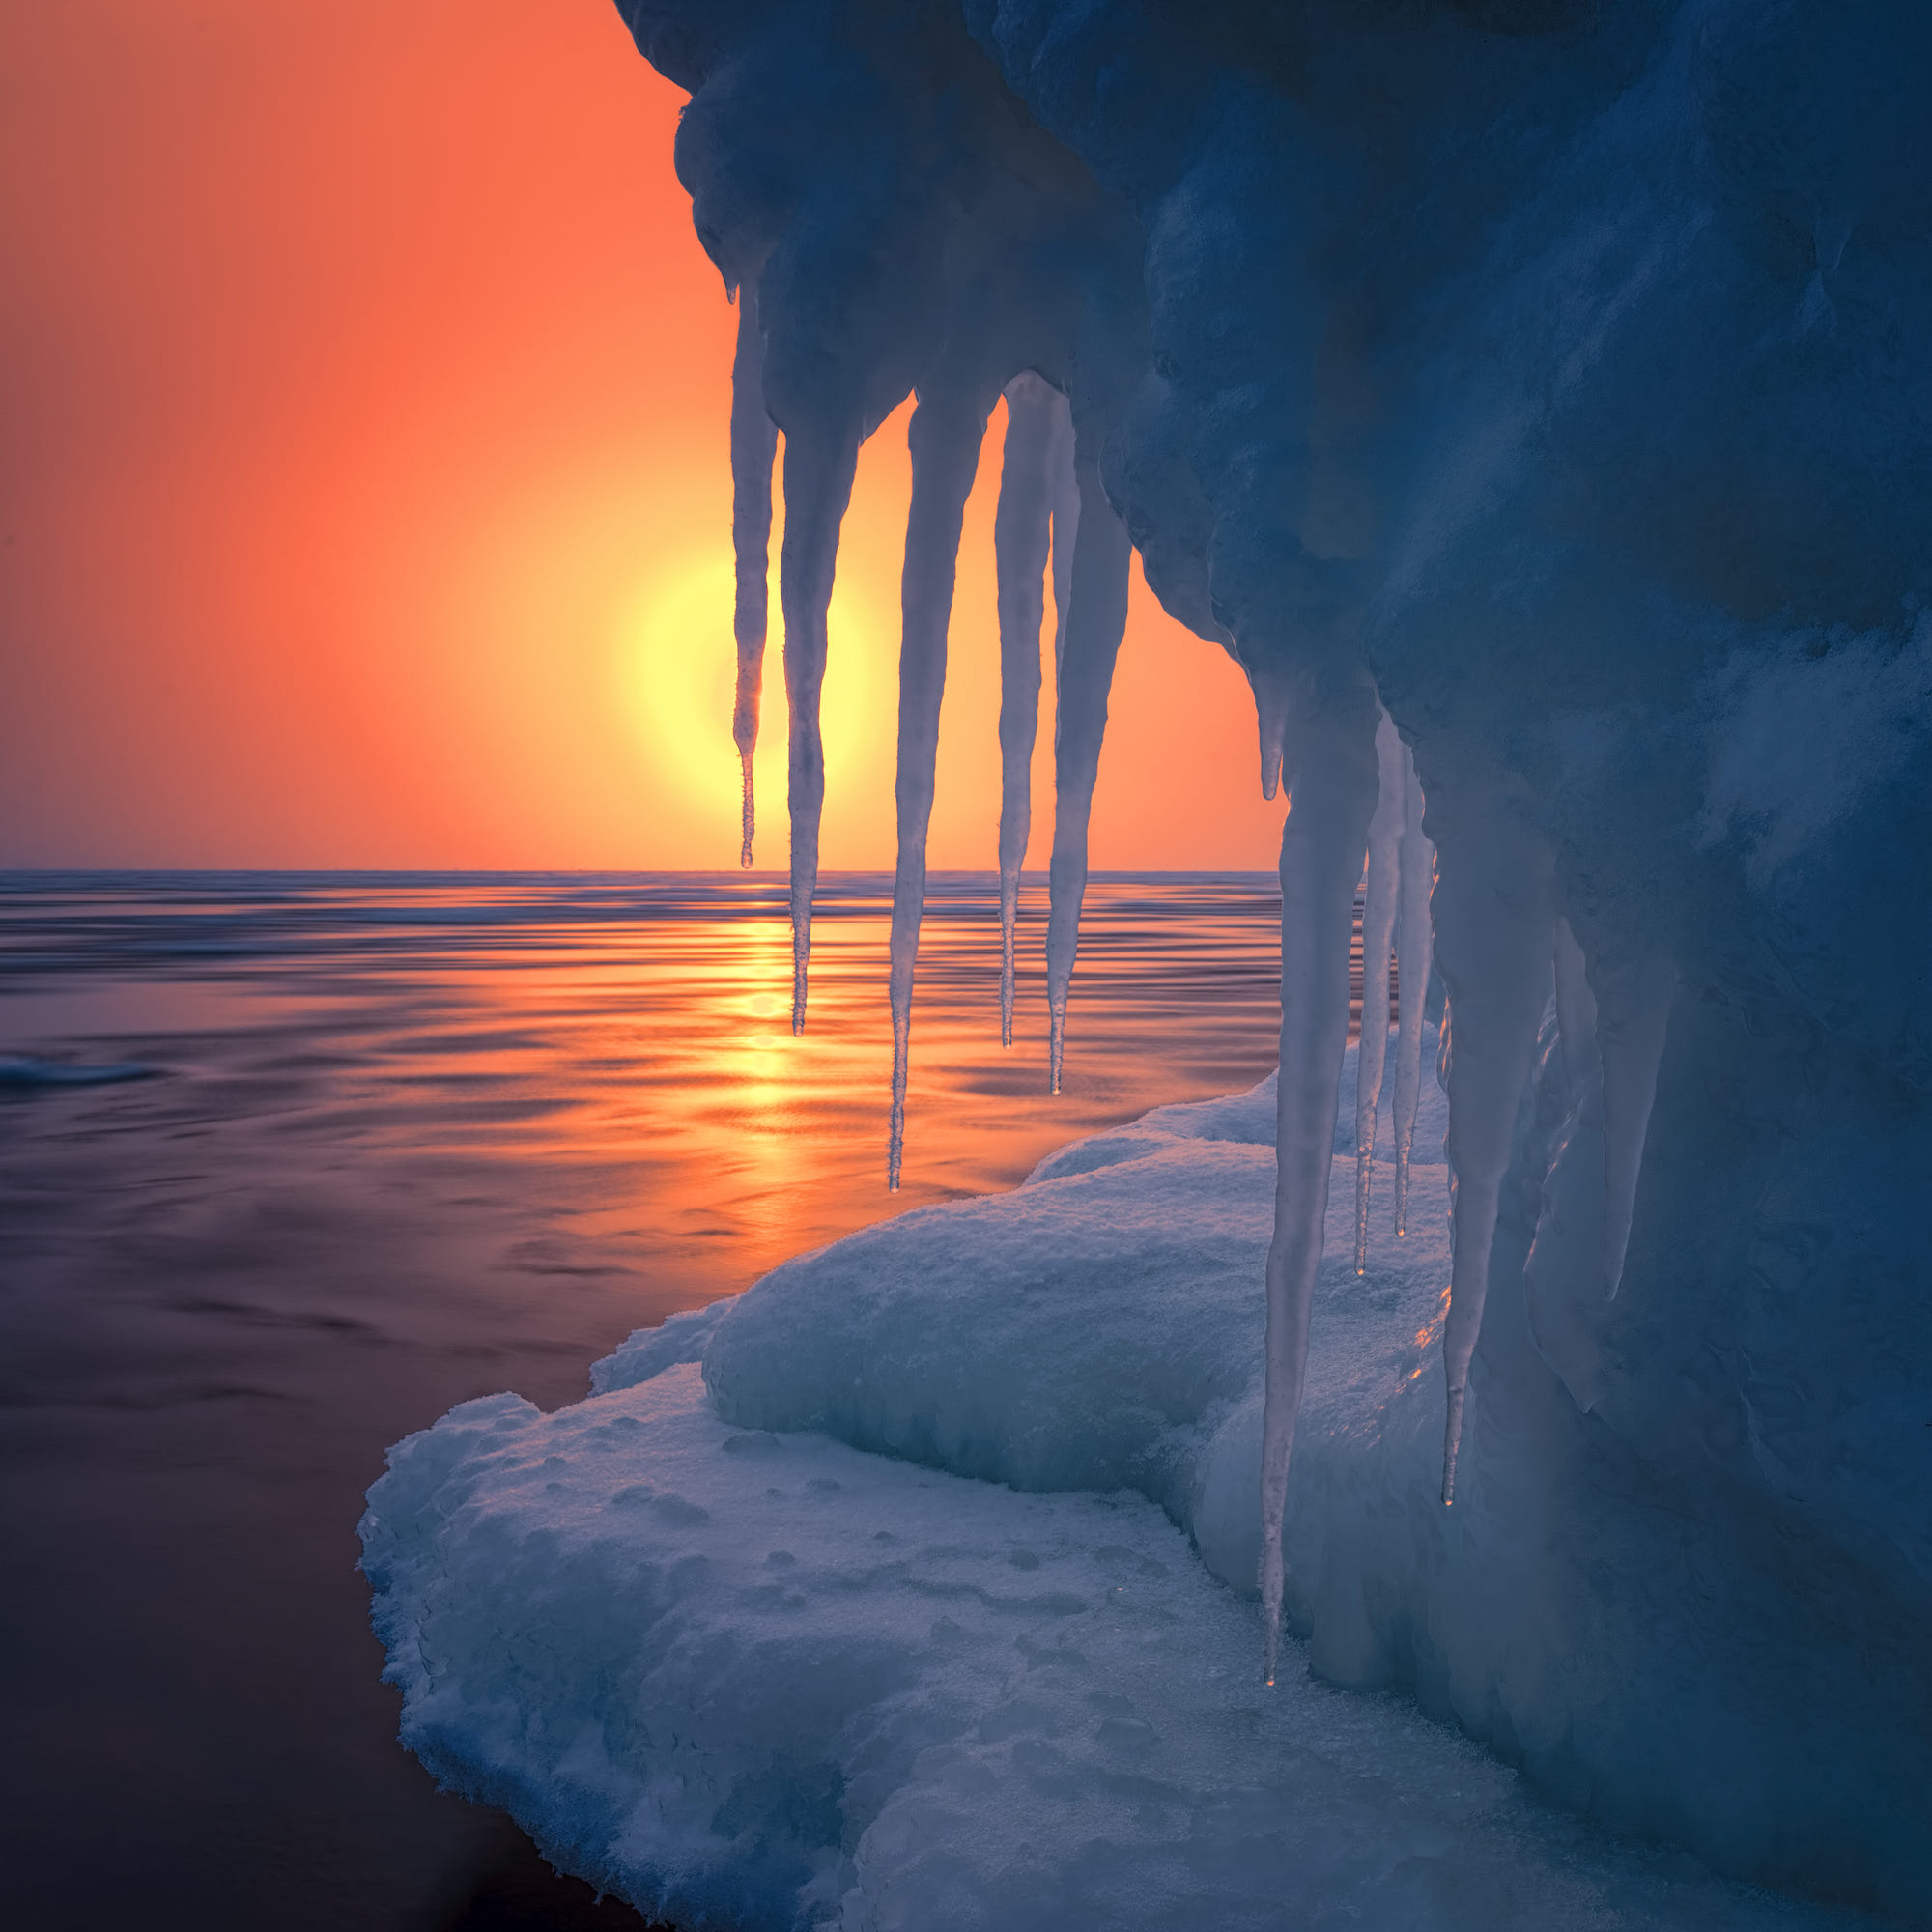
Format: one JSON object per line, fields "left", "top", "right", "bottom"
{"left": 364, "top": 1045, "right": 1917, "bottom": 1925}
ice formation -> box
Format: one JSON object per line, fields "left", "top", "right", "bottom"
{"left": 1389, "top": 747, "right": 1433, "bottom": 1236}
{"left": 364, "top": 0, "right": 1932, "bottom": 1918}
{"left": 1352, "top": 711, "right": 1406, "bottom": 1273}
{"left": 1041, "top": 469, "right": 1131, "bottom": 1095}
{"left": 729, "top": 283, "right": 778, "bottom": 870}
{"left": 992, "top": 373, "right": 1075, "bottom": 1052}
{"left": 887, "top": 387, "right": 996, "bottom": 1186}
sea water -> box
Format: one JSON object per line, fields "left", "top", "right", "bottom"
{"left": 0, "top": 870, "right": 1313, "bottom": 1931}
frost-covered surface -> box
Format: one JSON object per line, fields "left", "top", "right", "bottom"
{"left": 364, "top": 1048, "right": 1913, "bottom": 1926}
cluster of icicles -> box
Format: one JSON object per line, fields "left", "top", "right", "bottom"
{"left": 721, "top": 302, "right": 1671, "bottom": 1686}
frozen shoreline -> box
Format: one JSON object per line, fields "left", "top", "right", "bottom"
{"left": 360, "top": 1042, "right": 1899, "bottom": 1929}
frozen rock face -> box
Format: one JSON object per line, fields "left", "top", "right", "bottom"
{"left": 495, "top": 0, "right": 1929, "bottom": 1916}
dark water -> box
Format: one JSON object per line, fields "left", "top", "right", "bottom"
{"left": 0, "top": 872, "right": 1290, "bottom": 1931}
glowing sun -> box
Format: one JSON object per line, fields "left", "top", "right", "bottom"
{"left": 615, "top": 550, "right": 891, "bottom": 863}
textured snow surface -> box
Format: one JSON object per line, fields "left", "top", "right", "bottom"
{"left": 362, "top": 1051, "right": 1897, "bottom": 1930}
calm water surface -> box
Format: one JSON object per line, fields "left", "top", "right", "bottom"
{"left": 0, "top": 871, "right": 1302, "bottom": 1931}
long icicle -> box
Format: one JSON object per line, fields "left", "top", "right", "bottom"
{"left": 1259, "top": 675, "right": 1382, "bottom": 1684}
{"left": 888, "top": 393, "right": 991, "bottom": 1189}
{"left": 1551, "top": 916, "right": 1599, "bottom": 1102}
{"left": 729, "top": 281, "right": 779, "bottom": 867}
{"left": 1047, "top": 396, "right": 1079, "bottom": 665}
{"left": 992, "top": 377, "right": 1069, "bottom": 1047}
{"left": 1433, "top": 810, "right": 1556, "bottom": 1505}
{"left": 1252, "top": 665, "right": 1292, "bottom": 801}
{"left": 1352, "top": 712, "right": 1405, "bottom": 1273}
{"left": 1390, "top": 746, "right": 1434, "bottom": 1235}
{"left": 780, "top": 417, "right": 862, "bottom": 1034}
{"left": 1043, "top": 449, "right": 1128, "bottom": 1095}
{"left": 1038, "top": 398, "right": 1078, "bottom": 1054}
{"left": 1593, "top": 945, "right": 1676, "bottom": 1295}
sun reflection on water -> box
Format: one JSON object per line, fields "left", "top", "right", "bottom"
{"left": 0, "top": 871, "right": 1293, "bottom": 1330}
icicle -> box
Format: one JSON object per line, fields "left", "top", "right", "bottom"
{"left": 1259, "top": 679, "right": 1382, "bottom": 1685}
{"left": 887, "top": 394, "right": 991, "bottom": 1190}
{"left": 1592, "top": 946, "right": 1676, "bottom": 1296}
{"left": 1390, "top": 746, "right": 1434, "bottom": 1236}
{"left": 1352, "top": 712, "right": 1405, "bottom": 1273}
{"left": 779, "top": 418, "right": 862, "bottom": 1033}
{"left": 1252, "top": 666, "right": 1292, "bottom": 800}
{"left": 1551, "top": 917, "right": 1600, "bottom": 1101}
{"left": 729, "top": 282, "right": 779, "bottom": 868}
{"left": 1432, "top": 815, "right": 1556, "bottom": 1505}
{"left": 1043, "top": 452, "right": 1128, "bottom": 1095}
{"left": 1048, "top": 400, "right": 1078, "bottom": 662}
{"left": 1433, "top": 969, "right": 1452, "bottom": 1092}
{"left": 993, "top": 376, "right": 1074, "bottom": 1048}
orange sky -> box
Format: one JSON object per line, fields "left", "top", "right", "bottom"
{"left": 0, "top": 0, "right": 1283, "bottom": 871}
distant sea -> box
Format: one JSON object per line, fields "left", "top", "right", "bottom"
{"left": 0, "top": 871, "right": 1315, "bottom": 1931}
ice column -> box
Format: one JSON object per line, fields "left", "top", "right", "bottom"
{"left": 887, "top": 394, "right": 991, "bottom": 1189}
{"left": 1259, "top": 680, "right": 1381, "bottom": 1683}
{"left": 1390, "top": 749, "right": 1434, "bottom": 1235}
{"left": 1551, "top": 917, "right": 1599, "bottom": 1099}
{"left": 1352, "top": 713, "right": 1405, "bottom": 1272}
{"left": 992, "top": 376, "right": 1076, "bottom": 1047}
{"left": 779, "top": 419, "right": 862, "bottom": 1033}
{"left": 1592, "top": 946, "right": 1676, "bottom": 1295}
{"left": 729, "top": 283, "right": 779, "bottom": 868}
{"left": 1043, "top": 454, "right": 1130, "bottom": 1095}
{"left": 1048, "top": 409, "right": 1077, "bottom": 652}
{"left": 1432, "top": 810, "right": 1556, "bottom": 1503}
{"left": 1252, "top": 666, "right": 1292, "bottom": 801}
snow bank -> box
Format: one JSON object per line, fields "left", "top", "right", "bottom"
{"left": 362, "top": 1046, "right": 1910, "bottom": 1925}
